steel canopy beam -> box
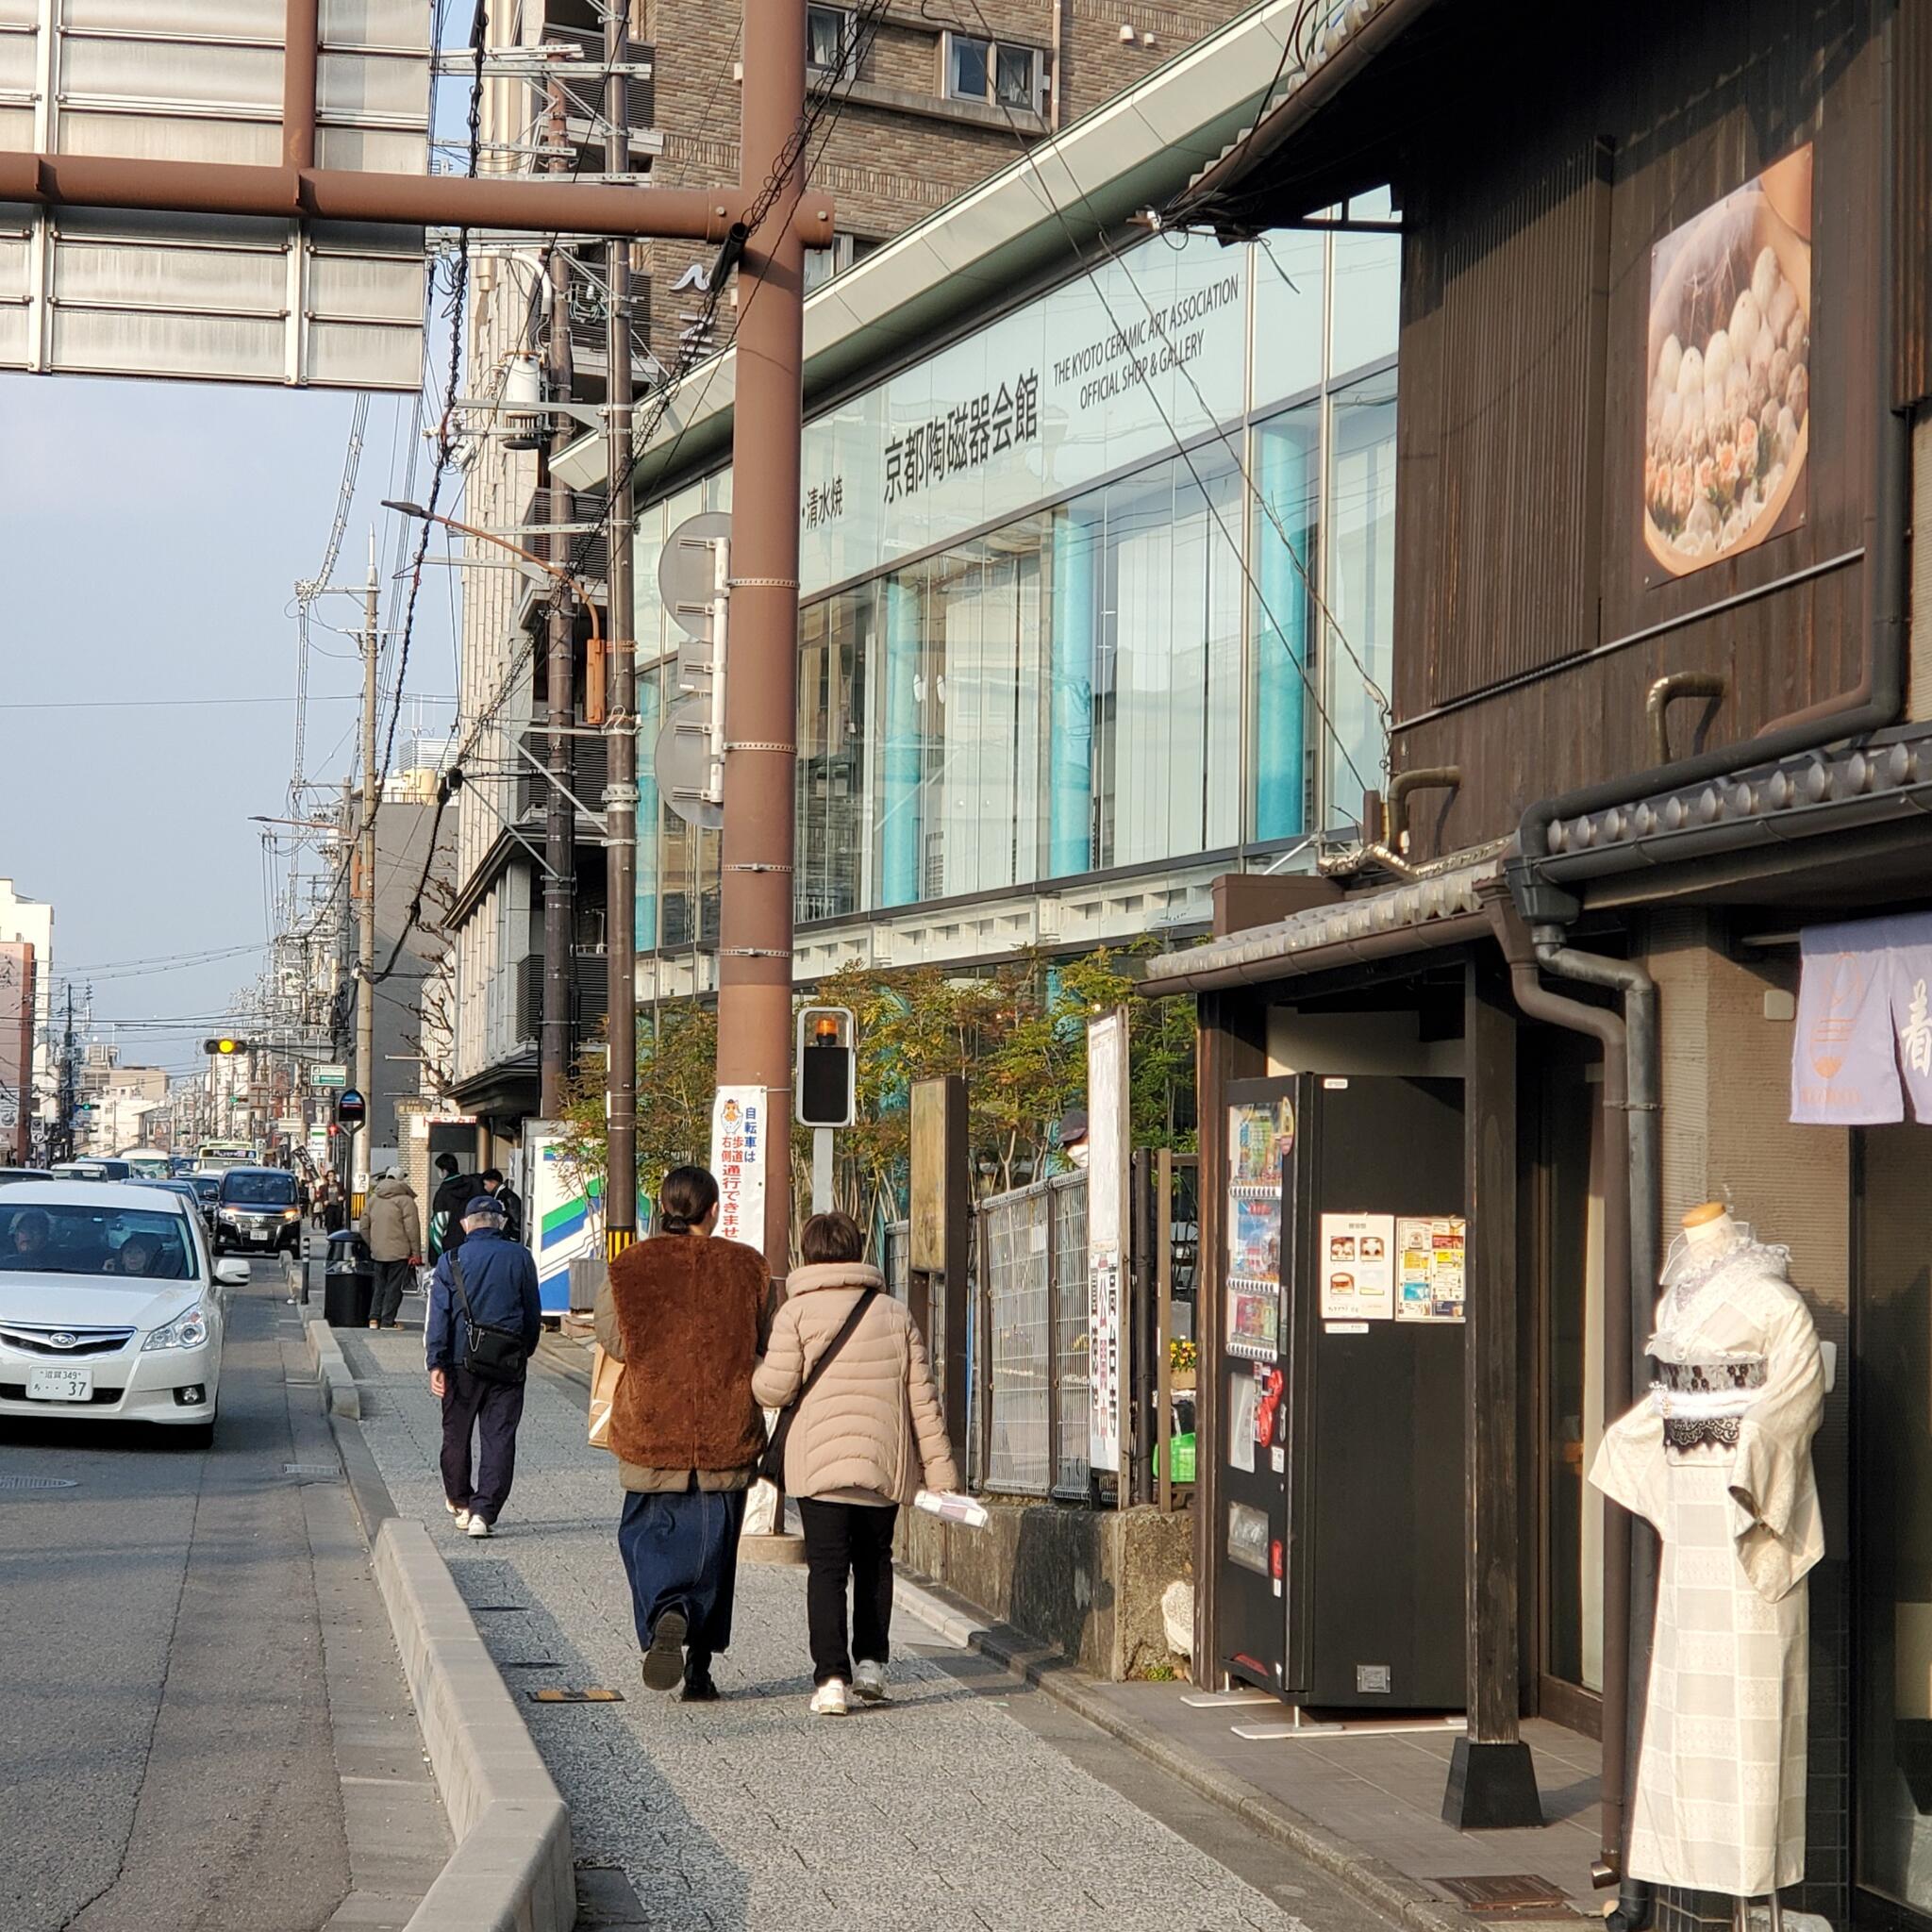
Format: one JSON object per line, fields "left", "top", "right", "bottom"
{"left": 0, "top": 153, "right": 833, "bottom": 246}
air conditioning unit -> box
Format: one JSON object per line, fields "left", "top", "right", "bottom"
{"left": 500, "top": 350, "right": 547, "bottom": 449}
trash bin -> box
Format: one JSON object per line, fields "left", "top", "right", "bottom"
{"left": 324, "top": 1230, "right": 375, "bottom": 1328}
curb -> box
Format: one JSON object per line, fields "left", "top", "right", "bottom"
{"left": 892, "top": 1574, "right": 1488, "bottom": 1932}
{"left": 373, "top": 1519, "right": 575, "bottom": 1932}
{"left": 301, "top": 1303, "right": 361, "bottom": 1419}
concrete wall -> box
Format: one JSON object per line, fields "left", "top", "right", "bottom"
{"left": 897, "top": 1498, "right": 1192, "bottom": 1679}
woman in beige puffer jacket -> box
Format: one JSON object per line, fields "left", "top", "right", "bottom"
{"left": 753, "top": 1212, "right": 958, "bottom": 1714}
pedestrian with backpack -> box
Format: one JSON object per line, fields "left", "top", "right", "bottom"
{"left": 425, "top": 1193, "right": 542, "bottom": 1539}
{"left": 753, "top": 1211, "right": 958, "bottom": 1715}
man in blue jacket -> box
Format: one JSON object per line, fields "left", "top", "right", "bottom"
{"left": 426, "top": 1193, "right": 542, "bottom": 1538}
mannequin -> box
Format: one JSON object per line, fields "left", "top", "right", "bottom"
{"left": 1591, "top": 1197, "right": 1824, "bottom": 1917}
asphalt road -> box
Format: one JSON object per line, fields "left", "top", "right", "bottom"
{"left": 0, "top": 1260, "right": 353, "bottom": 1932}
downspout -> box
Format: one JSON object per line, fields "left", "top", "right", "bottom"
{"left": 1515, "top": 1, "right": 1907, "bottom": 882}
{"left": 1487, "top": 898, "right": 1654, "bottom": 1928}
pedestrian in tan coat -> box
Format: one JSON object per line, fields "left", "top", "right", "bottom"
{"left": 358, "top": 1174, "right": 422, "bottom": 1330}
{"left": 753, "top": 1210, "right": 958, "bottom": 1715}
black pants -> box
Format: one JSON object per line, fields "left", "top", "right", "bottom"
{"left": 371, "top": 1257, "right": 413, "bottom": 1325}
{"left": 440, "top": 1369, "right": 525, "bottom": 1524}
{"left": 797, "top": 1498, "right": 898, "bottom": 1687}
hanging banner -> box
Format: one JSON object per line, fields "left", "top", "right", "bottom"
{"left": 1790, "top": 913, "right": 1932, "bottom": 1124}
{"left": 710, "top": 1085, "right": 769, "bottom": 1249}
{"left": 1087, "top": 1009, "right": 1131, "bottom": 1473}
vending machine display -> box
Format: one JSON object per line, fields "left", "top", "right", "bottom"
{"left": 1218, "top": 1073, "right": 1468, "bottom": 1709}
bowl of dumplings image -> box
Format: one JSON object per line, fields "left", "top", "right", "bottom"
{"left": 1643, "top": 148, "right": 1811, "bottom": 576}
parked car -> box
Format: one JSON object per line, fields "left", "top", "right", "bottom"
{"left": 0, "top": 1168, "right": 53, "bottom": 1187}
{"left": 213, "top": 1167, "right": 304, "bottom": 1256}
{"left": 0, "top": 1180, "right": 242, "bottom": 1445}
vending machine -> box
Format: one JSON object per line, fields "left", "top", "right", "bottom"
{"left": 1218, "top": 1073, "right": 1468, "bottom": 1709}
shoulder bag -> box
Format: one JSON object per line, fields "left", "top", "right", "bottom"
{"left": 759, "top": 1287, "right": 877, "bottom": 1487}
{"left": 449, "top": 1252, "right": 529, "bottom": 1386}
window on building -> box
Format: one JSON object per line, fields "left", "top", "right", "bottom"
{"left": 807, "top": 5, "right": 856, "bottom": 79}
{"left": 803, "top": 233, "right": 879, "bottom": 293}
{"left": 945, "top": 33, "right": 1042, "bottom": 112}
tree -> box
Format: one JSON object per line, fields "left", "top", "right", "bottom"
{"left": 558, "top": 943, "right": 1197, "bottom": 1247}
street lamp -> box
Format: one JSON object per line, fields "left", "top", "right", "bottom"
{"left": 381, "top": 499, "right": 605, "bottom": 687}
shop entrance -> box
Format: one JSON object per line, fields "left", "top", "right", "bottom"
{"left": 1533, "top": 1034, "right": 1606, "bottom": 1735}
{"left": 1854, "top": 1124, "right": 1932, "bottom": 1928}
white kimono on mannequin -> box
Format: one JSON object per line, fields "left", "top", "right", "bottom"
{"left": 1591, "top": 1228, "right": 1825, "bottom": 1897}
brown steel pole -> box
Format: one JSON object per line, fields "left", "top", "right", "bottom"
{"left": 603, "top": 1, "right": 640, "bottom": 1259}
{"left": 0, "top": 155, "right": 829, "bottom": 245}
{"left": 282, "top": 0, "right": 319, "bottom": 172}
{"left": 540, "top": 75, "right": 577, "bottom": 1117}
{"left": 721, "top": 0, "right": 807, "bottom": 1275}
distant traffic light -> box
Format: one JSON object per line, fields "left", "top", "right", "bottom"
{"left": 203, "top": 1037, "right": 257, "bottom": 1056}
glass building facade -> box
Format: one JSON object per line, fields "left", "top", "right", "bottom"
{"left": 631, "top": 209, "right": 1399, "bottom": 955}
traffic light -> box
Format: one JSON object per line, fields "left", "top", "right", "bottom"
{"left": 795, "top": 1007, "right": 855, "bottom": 1128}
{"left": 203, "top": 1037, "right": 257, "bottom": 1056}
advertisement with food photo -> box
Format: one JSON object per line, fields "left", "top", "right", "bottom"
{"left": 1643, "top": 145, "right": 1811, "bottom": 578}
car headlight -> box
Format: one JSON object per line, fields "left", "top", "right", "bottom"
{"left": 282, "top": 1208, "right": 301, "bottom": 1221}
{"left": 143, "top": 1305, "right": 208, "bottom": 1352}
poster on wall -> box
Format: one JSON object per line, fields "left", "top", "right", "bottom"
{"left": 1319, "top": 1212, "right": 1396, "bottom": 1320}
{"left": 1394, "top": 1215, "right": 1467, "bottom": 1322}
{"left": 709, "top": 1086, "right": 768, "bottom": 1248}
{"left": 1642, "top": 144, "right": 1812, "bottom": 580}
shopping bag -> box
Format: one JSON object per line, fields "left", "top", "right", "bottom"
{"left": 588, "top": 1343, "right": 624, "bottom": 1451}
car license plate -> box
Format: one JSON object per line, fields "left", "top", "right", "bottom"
{"left": 26, "top": 1366, "right": 92, "bottom": 1403}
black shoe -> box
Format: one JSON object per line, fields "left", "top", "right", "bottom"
{"left": 641, "top": 1608, "right": 688, "bottom": 1691}
{"left": 680, "top": 1669, "right": 721, "bottom": 1703}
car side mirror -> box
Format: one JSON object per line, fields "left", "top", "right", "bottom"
{"left": 214, "top": 1257, "right": 251, "bottom": 1287}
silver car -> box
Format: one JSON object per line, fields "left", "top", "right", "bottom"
{"left": 0, "top": 1181, "right": 245, "bottom": 1445}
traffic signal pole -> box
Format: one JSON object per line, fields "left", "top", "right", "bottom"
{"left": 720, "top": 0, "right": 809, "bottom": 1276}
{"left": 354, "top": 541, "right": 378, "bottom": 1214}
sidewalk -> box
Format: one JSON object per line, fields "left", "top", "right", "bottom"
{"left": 336, "top": 1318, "right": 1357, "bottom": 1932}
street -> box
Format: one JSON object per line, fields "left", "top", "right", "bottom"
{"left": 0, "top": 1260, "right": 445, "bottom": 1932}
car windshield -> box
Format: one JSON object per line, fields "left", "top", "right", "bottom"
{"left": 222, "top": 1172, "right": 297, "bottom": 1207}
{"left": 0, "top": 1204, "right": 192, "bottom": 1280}
{"left": 191, "top": 1176, "right": 220, "bottom": 1202}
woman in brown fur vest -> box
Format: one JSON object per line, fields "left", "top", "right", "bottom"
{"left": 597, "top": 1166, "right": 772, "bottom": 1701}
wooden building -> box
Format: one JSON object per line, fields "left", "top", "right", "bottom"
{"left": 1148, "top": 2, "right": 1932, "bottom": 1926}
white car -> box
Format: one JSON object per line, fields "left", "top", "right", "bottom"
{"left": 0, "top": 1181, "right": 246, "bottom": 1445}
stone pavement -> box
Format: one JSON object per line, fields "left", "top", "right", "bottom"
{"left": 337, "top": 1320, "right": 1347, "bottom": 1932}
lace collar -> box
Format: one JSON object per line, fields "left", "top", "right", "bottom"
{"left": 1657, "top": 1224, "right": 1791, "bottom": 1333}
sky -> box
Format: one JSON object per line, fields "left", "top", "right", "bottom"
{"left": 0, "top": 367, "right": 461, "bottom": 1082}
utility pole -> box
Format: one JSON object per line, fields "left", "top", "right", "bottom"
{"left": 354, "top": 536, "right": 378, "bottom": 1213}
{"left": 602, "top": 0, "right": 639, "bottom": 1259}
{"left": 58, "top": 986, "right": 75, "bottom": 1161}
{"left": 540, "top": 64, "right": 576, "bottom": 1117}
{"left": 719, "top": 0, "right": 808, "bottom": 1274}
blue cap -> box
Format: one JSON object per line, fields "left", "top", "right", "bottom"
{"left": 465, "top": 1193, "right": 508, "bottom": 1220}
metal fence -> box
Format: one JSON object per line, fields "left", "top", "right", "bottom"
{"left": 976, "top": 1172, "right": 1090, "bottom": 1499}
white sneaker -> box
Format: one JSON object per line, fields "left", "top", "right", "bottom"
{"left": 467, "top": 1514, "right": 492, "bottom": 1538}
{"left": 810, "top": 1678, "right": 850, "bottom": 1716}
{"left": 852, "top": 1660, "right": 889, "bottom": 1703}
